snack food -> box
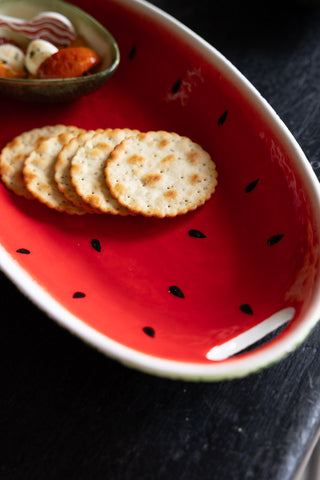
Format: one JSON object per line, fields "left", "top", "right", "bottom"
{"left": 105, "top": 131, "right": 218, "bottom": 217}
{"left": 0, "top": 124, "right": 76, "bottom": 199}
{"left": 55, "top": 129, "right": 103, "bottom": 212}
{"left": 23, "top": 127, "right": 86, "bottom": 214}
{"left": 0, "top": 43, "right": 25, "bottom": 69}
{"left": 0, "top": 12, "right": 101, "bottom": 79}
{"left": 70, "top": 128, "right": 139, "bottom": 215}
{"left": 0, "top": 126, "right": 218, "bottom": 217}
{"left": 37, "top": 46, "right": 101, "bottom": 79}
{"left": 25, "top": 39, "right": 58, "bottom": 75}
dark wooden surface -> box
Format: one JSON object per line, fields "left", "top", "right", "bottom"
{"left": 3, "top": 1, "right": 320, "bottom": 479}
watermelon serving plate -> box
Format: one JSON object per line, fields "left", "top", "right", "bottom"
{"left": 1, "top": 0, "right": 320, "bottom": 381}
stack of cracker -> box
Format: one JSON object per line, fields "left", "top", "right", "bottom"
{"left": 0, "top": 125, "right": 218, "bottom": 217}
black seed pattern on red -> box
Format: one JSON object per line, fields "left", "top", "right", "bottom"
{"left": 91, "top": 239, "right": 101, "bottom": 252}
{"left": 73, "top": 292, "right": 86, "bottom": 298}
{"left": 171, "top": 78, "right": 182, "bottom": 94}
{"left": 188, "top": 229, "right": 206, "bottom": 238}
{"left": 143, "top": 327, "right": 155, "bottom": 338}
{"left": 240, "top": 304, "right": 254, "bottom": 315}
{"left": 245, "top": 178, "right": 259, "bottom": 193}
{"left": 267, "top": 234, "right": 284, "bottom": 246}
{"left": 16, "top": 248, "right": 30, "bottom": 254}
{"left": 169, "top": 286, "right": 185, "bottom": 298}
{"left": 218, "top": 109, "right": 228, "bottom": 126}
{"left": 129, "top": 45, "right": 136, "bottom": 60}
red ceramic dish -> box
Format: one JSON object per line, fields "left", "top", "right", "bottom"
{"left": 0, "top": 0, "right": 320, "bottom": 380}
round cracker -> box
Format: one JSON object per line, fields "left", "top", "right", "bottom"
{"left": 55, "top": 129, "right": 104, "bottom": 213}
{"left": 105, "top": 131, "right": 218, "bottom": 217}
{"left": 70, "top": 128, "right": 139, "bottom": 215}
{"left": 0, "top": 125, "right": 77, "bottom": 199}
{"left": 23, "top": 129, "right": 88, "bottom": 214}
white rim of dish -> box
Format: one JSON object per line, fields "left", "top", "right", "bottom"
{"left": 1, "top": 0, "right": 320, "bottom": 381}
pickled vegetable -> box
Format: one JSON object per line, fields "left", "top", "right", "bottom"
{"left": 37, "top": 46, "right": 101, "bottom": 79}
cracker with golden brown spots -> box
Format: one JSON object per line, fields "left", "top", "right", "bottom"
{"left": 0, "top": 125, "right": 77, "bottom": 199}
{"left": 70, "top": 128, "right": 139, "bottom": 215}
{"left": 23, "top": 128, "right": 88, "bottom": 214}
{"left": 105, "top": 131, "right": 218, "bottom": 217}
{"left": 55, "top": 129, "right": 104, "bottom": 213}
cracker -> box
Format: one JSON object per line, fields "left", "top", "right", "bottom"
{"left": 70, "top": 128, "right": 139, "bottom": 215}
{"left": 55, "top": 129, "right": 103, "bottom": 213}
{"left": 23, "top": 128, "right": 88, "bottom": 214}
{"left": 105, "top": 131, "right": 218, "bottom": 217}
{"left": 0, "top": 125, "right": 77, "bottom": 199}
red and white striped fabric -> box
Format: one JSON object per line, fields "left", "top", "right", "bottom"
{"left": 0, "top": 11, "right": 76, "bottom": 47}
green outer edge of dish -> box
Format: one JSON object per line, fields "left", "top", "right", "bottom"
{"left": 115, "top": 323, "right": 320, "bottom": 382}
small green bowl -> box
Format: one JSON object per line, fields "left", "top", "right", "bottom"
{"left": 0, "top": 0, "right": 120, "bottom": 102}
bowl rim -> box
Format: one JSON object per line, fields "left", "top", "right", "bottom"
{"left": 0, "top": 0, "right": 120, "bottom": 84}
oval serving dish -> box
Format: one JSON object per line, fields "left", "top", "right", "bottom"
{"left": 0, "top": 0, "right": 320, "bottom": 381}
{"left": 0, "top": 0, "right": 120, "bottom": 102}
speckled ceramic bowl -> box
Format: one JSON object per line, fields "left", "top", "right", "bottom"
{"left": 0, "top": 0, "right": 320, "bottom": 381}
{"left": 0, "top": 0, "right": 120, "bottom": 102}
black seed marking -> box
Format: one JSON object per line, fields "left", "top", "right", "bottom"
{"left": 73, "top": 292, "right": 86, "bottom": 298}
{"left": 240, "top": 304, "right": 254, "bottom": 315}
{"left": 245, "top": 178, "right": 259, "bottom": 193}
{"left": 143, "top": 327, "right": 155, "bottom": 338}
{"left": 171, "top": 78, "right": 182, "bottom": 94}
{"left": 267, "top": 234, "right": 284, "bottom": 246}
{"left": 129, "top": 44, "right": 136, "bottom": 60}
{"left": 218, "top": 109, "right": 228, "bottom": 126}
{"left": 16, "top": 248, "right": 30, "bottom": 254}
{"left": 169, "top": 285, "right": 185, "bottom": 298}
{"left": 188, "top": 229, "right": 207, "bottom": 238}
{"left": 91, "top": 238, "right": 101, "bottom": 252}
